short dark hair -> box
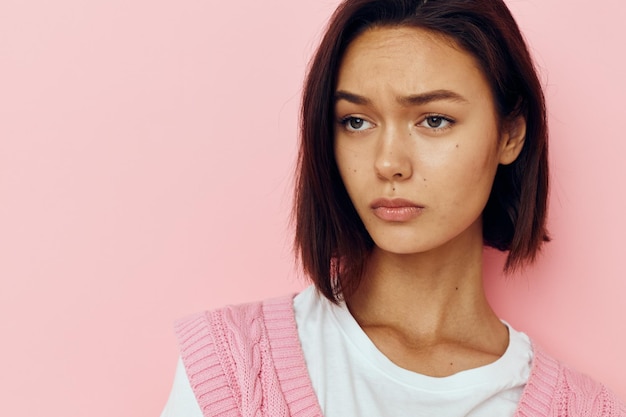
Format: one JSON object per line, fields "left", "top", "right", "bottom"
{"left": 294, "top": 0, "right": 550, "bottom": 302}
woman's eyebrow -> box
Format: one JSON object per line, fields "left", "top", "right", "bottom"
{"left": 334, "top": 89, "right": 469, "bottom": 106}
{"left": 334, "top": 90, "right": 371, "bottom": 105}
{"left": 397, "top": 90, "right": 469, "bottom": 106}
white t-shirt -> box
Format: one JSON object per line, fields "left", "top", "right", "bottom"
{"left": 161, "top": 286, "right": 533, "bottom": 417}
{"left": 294, "top": 286, "right": 532, "bottom": 417}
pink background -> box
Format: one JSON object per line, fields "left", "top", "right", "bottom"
{"left": 1, "top": 0, "right": 625, "bottom": 415}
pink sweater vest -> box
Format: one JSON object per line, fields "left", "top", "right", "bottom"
{"left": 175, "top": 295, "right": 626, "bottom": 417}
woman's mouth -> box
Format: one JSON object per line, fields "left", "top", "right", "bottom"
{"left": 370, "top": 198, "right": 424, "bottom": 222}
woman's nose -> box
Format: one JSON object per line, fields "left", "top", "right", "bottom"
{"left": 374, "top": 127, "right": 413, "bottom": 181}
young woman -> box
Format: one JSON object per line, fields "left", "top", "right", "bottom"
{"left": 161, "top": 0, "right": 625, "bottom": 415}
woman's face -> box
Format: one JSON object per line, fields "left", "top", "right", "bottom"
{"left": 334, "top": 26, "right": 524, "bottom": 257}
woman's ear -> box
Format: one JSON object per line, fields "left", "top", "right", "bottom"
{"left": 499, "top": 115, "right": 526, "bottom": 165}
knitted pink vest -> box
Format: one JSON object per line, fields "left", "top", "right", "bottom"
{"left": 175, "top": 295, "right": 626, "bottom": 417}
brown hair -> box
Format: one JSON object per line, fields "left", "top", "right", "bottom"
{"left": 294, "top": 0, "right": 550, "bottom": 302}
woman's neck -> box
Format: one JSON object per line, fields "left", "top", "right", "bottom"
{"left": 344, "top": 238, "right": 509, "bottom": 376}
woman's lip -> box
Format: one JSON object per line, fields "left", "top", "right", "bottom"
{"left": 370, "top": 198, "right": 424, "bottom": 222}
{"left": 370, "top": 198, "right": 423, "bottom": 209}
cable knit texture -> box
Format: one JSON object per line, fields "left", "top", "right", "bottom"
{"left": 175, "top": 295, "right": 626, "bottom": 417}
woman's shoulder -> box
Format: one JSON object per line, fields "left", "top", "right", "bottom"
{"left": 174, "top": 294, "right": 295, "bottom": 357}
{"left": 172, "top": 291, "right": 317, "bottom": 416}
{"left": 173, "top": 292, "right": 298, "bottom": 345}
{"left": 519, "top": 345, "right": 626, "bottom": 417}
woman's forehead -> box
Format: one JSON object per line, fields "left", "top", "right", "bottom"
{"left": 336, "top": 26, "right": 488, "bottom": 103}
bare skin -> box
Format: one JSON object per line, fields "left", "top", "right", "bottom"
{"left": 347, "top": 237, "right": 509, "bottom": 377}
{"left": 333, "top": 26, "right": 525, "bottom": 377}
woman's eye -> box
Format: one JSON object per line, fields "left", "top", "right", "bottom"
{"left": 419, "top": 116, "right": 454, "bottom": 130}
{"left": 341, "top": 117, "right": 373, "bottom": 132}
